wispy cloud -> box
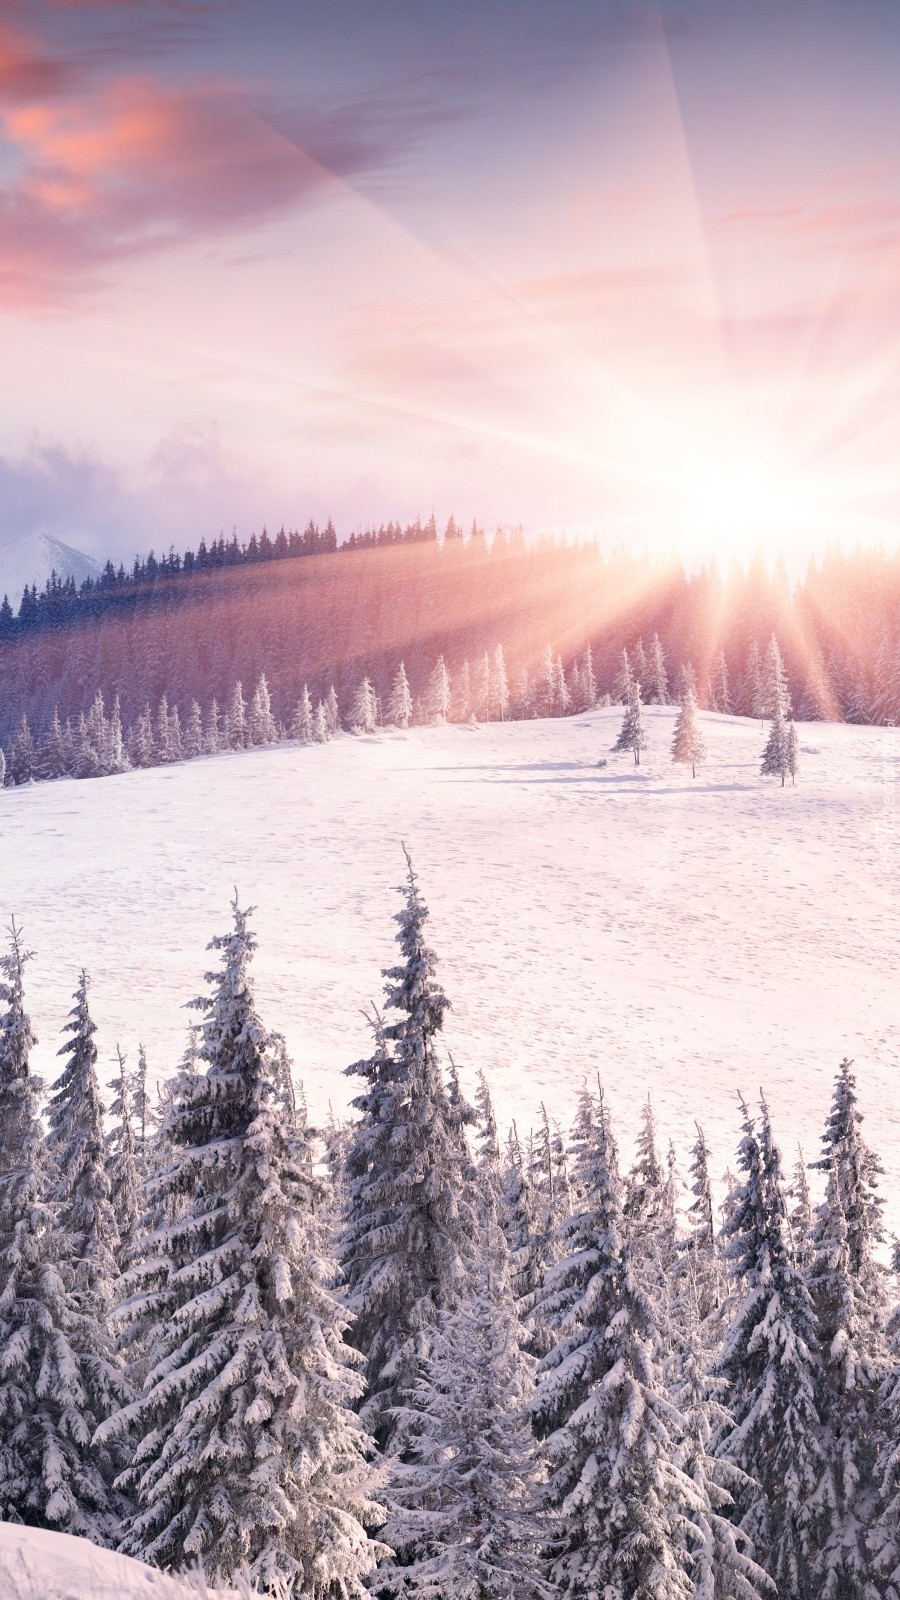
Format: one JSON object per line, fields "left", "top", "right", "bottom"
{"left": 0, "top": 72, "right": 340, "bottom": 304}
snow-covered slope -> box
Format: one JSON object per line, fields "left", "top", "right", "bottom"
{"left": 0, "top": 706, "right": 896, "bottom": 1218}
{"left": 0, "top": 531, "right": 100, "bottom": 603}
{"left": 0, "top": 1521, "right": 236, "bottom": 1598}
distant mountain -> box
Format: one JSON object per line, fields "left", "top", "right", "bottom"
{"left": 0, "top": 532, "right": 101, "bottom": 605}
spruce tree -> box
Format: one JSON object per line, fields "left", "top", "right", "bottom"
{"left": 227, "top": 680, "right": 248, "bottom": 748}
{"left": 473, "top": 1069, "right": 503, "bottom": 1211}
{"left": 613, "top": 646, "right": 634, "bottom": 705}
{"left": 787, "top": 721, "right": 799, "bottom": 785}
{"left": 387, "top": 662, "right": 413, "bottom": 728}
{"left": 340, "top": 850, "right": 476, "bottom": 1453}
{"left": 612, "top": 679, "right": 648, "bottom": 764}
{"left": 672, "top": 688, "right": 706, "bottom": 778}
{"left": 712, "top": 649, "right": 732, "bottom": 715}
{"left": 492, "top": 644, "right": 510, "bottom": 722}
{"left": 249, "top": 672, "right": 277, "bottom": 745}
{"left": 426, "top": 655, "right": 451, "bottom": 723}
{"left": 518, "top": 1107, "right": 573, "bottom": 1357}
{"left": 203, "top": 698, "right": 221, "bottom": 754}
{"left": 47, "top": 971, "right": 121, "bottom": 1311}
{"left": 807, "top": 1061, "right": 887, "bottom": 1598}
{"left": 675, "top": 1285, "right": 773, "bottom": 1600}
{"left": 717, "top": 1098, "right": 822, "bottom": 1599}
{"left": 351, "top": 676, "right": 379, "bottom": 733}
{"left": 648, "top": 632, "right": 669, "bottom": 704}
{"left": 378, "top": 1206, "right": 548, "bottom": 1600}
{"left": 105, "top": 898, "right": 386, "bottom": 1594}
{"left": 0, "top": 924, "right": 126, "bottom": 1540}
{"left": 325, "top": 683, "right": 341, "bottom": 734}
{"left": 531, "top": 1089, "right": 697, "bottom": 1599}
{"left": 680, "top": 1124, "right": 723, "bottom": 1323}
{"left": 290, "top": 684, "right": 314, "bottom": 743}
{"left": 580, "top": 642, "right": 597, "bottom": 710}
{"left": 184, "top": 698, "right": 203, "bottom": 759}
{"left": 763, "top": 634, "right": 792, "bottom": 721}
{"left": 761, "top": 705, "right": 790, "bottom": 785}
{"left": 106, "top": 1044, "right": 140, "bottom": 1268}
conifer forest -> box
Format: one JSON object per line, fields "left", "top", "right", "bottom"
{"left": 0, "top": 529, "right": 895, "bottom": 788}
{"left": 0, "top": 847, "right": 896, "bottom": 1599}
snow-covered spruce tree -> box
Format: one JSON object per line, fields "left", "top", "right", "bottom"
{"left": 378, "top": 1205, "right": 548, "bottom": 1600}
{"left": 763, "top": 633, "right": 792, "bottom": 721}
{"left": 531, "top": 1087, "right": 698, "bottom": 1600}
{"left": 325, "top": 683, "right": 342, "bottom": 735}
{"left": 351, "top": 676, "right": 379, "bottom": 734}
{"left": 226, "top": 679, "right": 248, "bottom": 749}
{"left": 387, "top": 662, "right": 413, "bottom": 729}
{"left": 679, "top": 1123, "right": 724, "bottom": 1324}
{"left": 426, "top": 655, "right": 451, "bottom": 724}
{"left": 760, "top": 702, "right": 790, "bottom": 785}
{"left": 153, "top": 694, "right": 173, "bottom": 764}
{"left": 787, "top": 1146, "right": 813, "bottom": 1270}
{"left": 648, "top": 632, "right": 670, "bottom": 704}
{"left": 290, "top": 683, "right": 314, "bottom": 743}
{"left": 340, "top": 850, "right": 476, "bottom": 1454}
{"left": 0, "top": 923, "right": 126, "bottom": 1539}
{"left": 672, "top": 688, "right": 706, "bottom": 778}
{"left": 133, "top": 1041, "right": 151, "bottom": 1166}
{"left": 716, "top": 1097, "right": 822, "bottom": 1599}
{"left": 249, "top": 672, "right": 278, "bottom": 745}
{"left": 712, "top": 649, "right": 732, "bottom": 715}
{"left": 518, "top": 1106, "right": 574, "bottom": 1357}
{"left": 806, "top": 1061, "right": 887, "bottom": 1598}
{"left": 106, "top": 1044, "right": 140, "bottom": 1268}
{"left": 47, "top": 970, "right": 121, "bottom": 1311}
{"left": 613, "top": 645, "right": 635, "bottom": 705}
{"left": 454, "top": 659, "right": 472, "bottom": 723}
{"left": 624, "top": 1101, "right": 682, "bottom": 1356}
{"left": 492, "top": 644, "right": 510, "bottom": 722}
{"left": 743, "top": 641, "right": 765, "bottom": 724}
{"left": 184, "top": 698, "right": 203, "bottom": 759}
{"left": 580, "top": 642, "right": 597, "bottom": 710}
{"left": 787, "top": 720, "right": 799, "bottom": 785}
{"left": 203, "top": 697, "right": 221, "bottom": 754}
{"left": 473, "top": 1069, "right": 503, "bottom": 1212}
{"left": 498, "top": 1123, "right": 539, "bottom": 1303}
{"left": 675, "top": 1284, "right": 773, "bottom": 1600}
{"left": 612, "top": 679, "right": 648, "bottom": 764}
{"left": 104, "top": 897, "right": 386, "bottom": 1594}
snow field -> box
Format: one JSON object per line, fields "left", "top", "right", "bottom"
{"left": 0, "top": 705, "right": 896, "bottom": 1222}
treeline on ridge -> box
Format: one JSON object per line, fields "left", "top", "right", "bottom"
{"left": 2, "top": 527, "right": 900, "bottom": 756}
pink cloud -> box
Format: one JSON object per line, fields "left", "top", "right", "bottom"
{"left": 0, "top": 22, "right": 78, "bottom": 101}
{"left": 0, "top": 71, "right": 337, "bottom": 305}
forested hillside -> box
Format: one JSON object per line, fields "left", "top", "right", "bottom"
{"left": 1, "top": 523, "right": 899, "bottom": 781}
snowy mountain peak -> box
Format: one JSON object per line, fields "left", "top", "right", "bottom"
{"left": 0, "top": 532, "right": 101, "bottom": 606}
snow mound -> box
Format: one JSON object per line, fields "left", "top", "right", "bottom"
{"left": 0, "top": 1523, "right": 238, "bottom": 1599}
{"left": 0, "top": 1516, "right": 225, "bottom": 1593}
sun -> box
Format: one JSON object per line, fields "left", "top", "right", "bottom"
{"left": 682, "top": 451, "right": 808, "bottom": 549}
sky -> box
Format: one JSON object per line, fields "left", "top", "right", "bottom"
{"left": 2, "top": 0, "right": 900, "bottom": 567}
